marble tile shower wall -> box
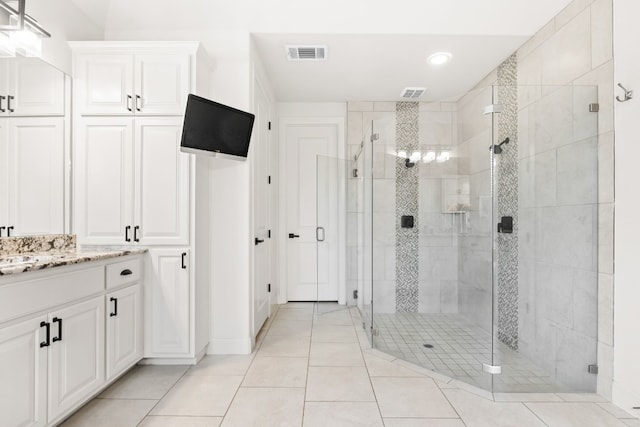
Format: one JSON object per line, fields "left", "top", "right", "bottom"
{"left": 513, "top": 0, "right": 613, "bottom": 394}
{"left": 417, "top": 102, "right": 461, "bottom": 314}
{"left": 347, "top": 101, "right": 462, "bottom": 315}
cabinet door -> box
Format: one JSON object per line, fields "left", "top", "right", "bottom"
{"left": 134, "top": 118, "right": 189, "bottom": 245}
{"left": 0, "top": 317, "right": 48, "bottom": 427}
{"left": 0, "top": 119, "right": 8, "bottom": 229}
{"left": 146, "top": 249, "right": 190, "bottom": 356}
{"left": 75, "top": 118, "right": 134, "bottom": 245}
{"left": 75, "top": 54, "right": 134, "bottom": 115}
{"left": 8, "top": 118, "right": 65, "bottom": 236}
{"left": 48, "top": 296, "right": 105, "bottom": 423}
{"left": 135, "top": 53, "right": 190, "bottom": 115}
{"left": 9, "top": 57, "right": 65, "bottom": 116}
{"left": 106, "top": 284, "right": 143, "bottom": 381}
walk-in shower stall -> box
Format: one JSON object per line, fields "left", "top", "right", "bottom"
{"left": 337, "top": 82, "right": 600, "bottom": 393}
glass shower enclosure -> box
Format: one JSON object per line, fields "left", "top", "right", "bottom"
{"left": 349, "top": 84, "right": 600, "bottom": 393}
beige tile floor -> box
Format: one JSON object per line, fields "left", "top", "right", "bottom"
{"left": 60, "top": 303, "right": 639, "bottom": 427}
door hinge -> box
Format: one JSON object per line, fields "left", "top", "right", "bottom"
{"left": 588, "top": 364, "right": 598, "bottom": 374}
{"left": 268, "top": 121, "right": 272, "bottom": 130}
{"left": 268, "top": 229, "right": 271, "bottom": 238}
{"left": 371, "top": 327, "right": 379, "bottom": 337}
{"left": 268, "top": 283, "right": 271, "bottom": 292}
{"left": 353, "top": 290, "right": 358, "bottom": 299}
{"left": 268, "top": 176, "right": 271, "bottom": 184}
{"left": 589, "top": 103, "right": 599, "bottom": 113}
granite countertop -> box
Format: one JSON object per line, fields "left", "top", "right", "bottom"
{"left": 0, "top": 235, "right": 148, "bottom": 276}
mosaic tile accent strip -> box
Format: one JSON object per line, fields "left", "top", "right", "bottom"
{"left": 496, "top": 53, "right": 519, "bottom": 351}
{"left": 395, "top": 102, "right": 419, "bottom": 312}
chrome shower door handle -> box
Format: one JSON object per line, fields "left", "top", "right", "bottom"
{"left": 316, "top": 226, "right": 325, "bottom": 242}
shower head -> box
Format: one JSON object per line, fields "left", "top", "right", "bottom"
{"left": 491, "top": 137, "right": 510, "bottom": 154}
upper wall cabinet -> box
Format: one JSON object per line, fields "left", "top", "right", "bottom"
{"left": 74, "top": 51, "right": 190, "bottom": 116}
{"left": 0, "top": 57, "right": 65, "bottom": 116}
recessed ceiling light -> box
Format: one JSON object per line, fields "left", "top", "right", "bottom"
{"left": 427, "top": 52, "right": 452, "bottom": 66}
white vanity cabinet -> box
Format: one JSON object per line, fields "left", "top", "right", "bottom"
{"left": 74, "top": 50, "right": 189, "bottom": 116}
{"left": 105, "top": 257, "right": 143, "bottom": 381}
{"left": 74, "top": 116, "right": 189, "bottom": 246}
{"left": 0, "top": 315, "right": 48, "bottom": 427}
{"left": 0, "top": 57, "right": 65, "bottom": 117}
{"left": 47, "top": 296, "right": 105, "bottom": 422}
{"left": 0, "top": 254, "right": 144, "bottom": 427}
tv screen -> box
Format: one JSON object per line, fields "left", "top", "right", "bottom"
{"left": 180, "top": 94, "right": 255, "bottom": 159}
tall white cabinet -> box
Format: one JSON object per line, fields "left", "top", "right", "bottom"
{"left": 71, "top": 42, "right": 212, "bottom": 363}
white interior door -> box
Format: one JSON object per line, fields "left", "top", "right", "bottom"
{"left": 252, "top": 83, "right": 271, "bottom": 336}
{"left": 285, "top": 123, "right": 338, "bottom": 301}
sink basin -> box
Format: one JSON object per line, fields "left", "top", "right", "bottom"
{"left": 0, "top": 255, "right": 57, "bottom": 268}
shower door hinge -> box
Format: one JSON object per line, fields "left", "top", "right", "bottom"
{"left": 588, "top": 364, "right": 598, "bottom": 374}
{"left": 353, "top": 290, "right": 358, "bottom": 299}
{"left": 371, "top": 327, "right": 379, "bottom": 337}
{"left": 482, "top": 363, "right": 502, "bottom": 375}
{"left": 483, "top": 104, "right": 503, "bottom": 115}
{"left": 589, "top": 103, "right": 600, "bottom": 112}
{"left": 370, "top": 133, "right": 380, "bottom": 142}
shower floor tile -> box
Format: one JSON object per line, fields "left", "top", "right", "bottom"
{"left": 367, "top": 312, "right": 573, "bottom": 393}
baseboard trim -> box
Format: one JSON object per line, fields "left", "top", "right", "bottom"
{"left": 612, "top": 382, "right": 640, "bottom": 418}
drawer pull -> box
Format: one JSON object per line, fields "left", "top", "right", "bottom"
{"left": 110, "top": 297, "right": 118, "bottom": 317}
{"left": 120, "top": 269, "right": 133, "bottom": 276}
{"left": 52, "top": 317, "right": 63, "bottom": 342}
{"left": 40, "top": 321, "right": 50, "bottom": 348}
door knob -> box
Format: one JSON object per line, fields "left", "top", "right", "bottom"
{"left": 288, "top": 233, "right": 300, "bottom": 239}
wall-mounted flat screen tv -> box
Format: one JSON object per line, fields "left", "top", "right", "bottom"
{"left": 180, "top": 94, "right": 255, "bottom": 160}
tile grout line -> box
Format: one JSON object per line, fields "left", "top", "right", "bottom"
{"left": 348, "top": 306, "right": 393, "bottom": 426}
{"left": 134, "top": 365, "right": 193, "bottom": 427}
{"left": 522, "top": 402, "right": 552, "bottom": 427}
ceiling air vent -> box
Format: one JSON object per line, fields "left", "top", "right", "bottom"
{"left": 286, "top": 45, "right": 328, "bottom": 61}
{"left": 400, "top": 87, "right": 426, "bottom": 99}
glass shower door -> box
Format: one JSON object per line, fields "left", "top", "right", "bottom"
{"left": 315, "top": 155, "right": 348, "bottom": 316}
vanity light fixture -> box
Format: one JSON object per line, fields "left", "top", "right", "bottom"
{"left": 427, "top": 52, "right": 452, "bottom": 66}
{"left": 0, "top": 0, "right": 50, "bottom": 58}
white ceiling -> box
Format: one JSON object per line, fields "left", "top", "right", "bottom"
{"left": 67, "top": 0, "right": 574, "bottom": 102}
{"left": 252, "top": 33, "right": 528, "bottom": 102}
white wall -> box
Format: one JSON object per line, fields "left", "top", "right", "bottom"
{"left": 613, "top": 0, "right": 640, "bottom": 415}
{"left": 208, "top": 58, "right": 254, "bottom": 354}
{"left": 29, "top": 0, "right": 104, "bottom": 73}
